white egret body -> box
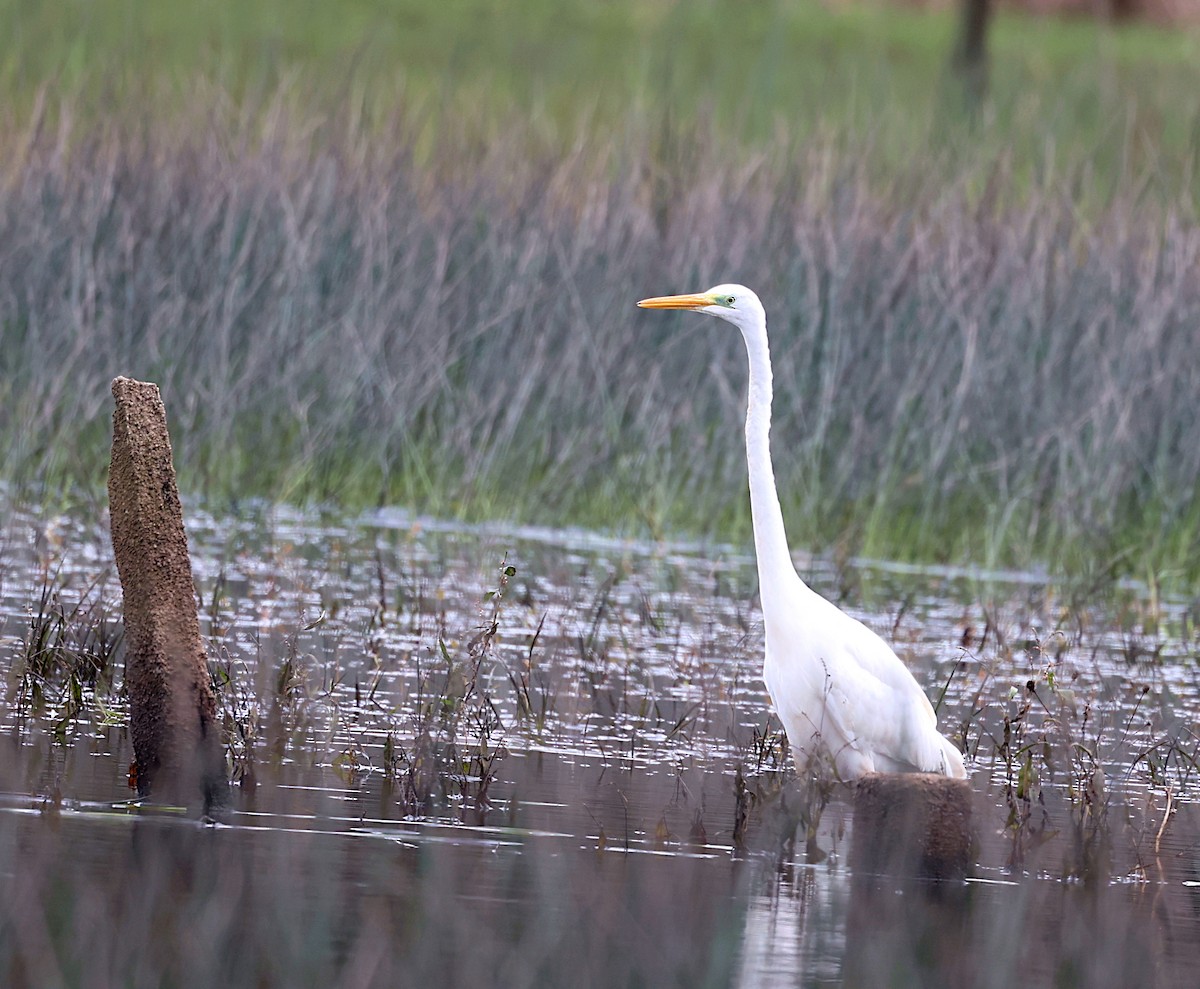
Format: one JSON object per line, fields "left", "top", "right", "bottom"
{"left": 638, "top": 285, "right": 965, "bottom": 780}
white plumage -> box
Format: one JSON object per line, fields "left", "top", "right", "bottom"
{"left": 638, "top": 284, "right": 965, "bottom": 780}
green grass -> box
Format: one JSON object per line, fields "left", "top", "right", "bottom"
{"left": 3, "top": 0, "right": 1197, "bottom": 191}
{"left": 0, "top": 1, "right": 1198, "bottom": 582}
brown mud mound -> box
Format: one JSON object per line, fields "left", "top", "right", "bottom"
{"left": 109, "top": 376, "right": 226, "bottom": 811}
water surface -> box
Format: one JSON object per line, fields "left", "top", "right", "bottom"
{"left": 2, "top": 503, "right": 1198, "bottom": 987}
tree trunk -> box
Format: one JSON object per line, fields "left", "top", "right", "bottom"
{"left": 953, "top": 0, "right": 992, "bottom": 109}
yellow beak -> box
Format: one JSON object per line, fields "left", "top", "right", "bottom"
{"left": 637, "top": 293, "right": 713, "bottom": 310}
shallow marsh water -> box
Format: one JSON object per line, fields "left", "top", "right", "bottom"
{"left": 2, "top": 502, "right": 1200, "bottom": 987}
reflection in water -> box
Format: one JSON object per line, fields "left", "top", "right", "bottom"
{"left": 738, "top": 867, "right": 849, "bottom": 987}
{"left": 2, "top": 502, "right": 1200, "bottom": 986}
{"left": 0, "top": 798, "right": 750, "bottom": 988}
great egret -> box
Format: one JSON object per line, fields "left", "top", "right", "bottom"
{"left": 638, "top": 285, "right": 966, "bottom": 780}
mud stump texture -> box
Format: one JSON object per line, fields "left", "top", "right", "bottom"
{"left": 109, "top": 376, "right": 225, "bottom": 809}
{"left": 851, "top": 772, "right": 974, "bottom": 881}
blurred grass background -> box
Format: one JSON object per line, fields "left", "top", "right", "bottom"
{"left": 1, "top": 0, "right": 1198, "bottom": 581}
{"left": 4, "top": 0, "right": 1197, "bottom": 176}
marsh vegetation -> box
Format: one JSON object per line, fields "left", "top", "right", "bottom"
{"left": 1, "top": 1, "right": 1199, "bottom": 985}
{"left": 0, "top": 1, "right": 1198, "bottom": 577}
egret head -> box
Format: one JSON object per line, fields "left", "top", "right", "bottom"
{"left": 637, "top": 283, "right": 765, "bottom": 334}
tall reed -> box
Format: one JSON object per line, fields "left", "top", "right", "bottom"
{"left": 0, "top": 96, "right": 1197, "bottom": 577}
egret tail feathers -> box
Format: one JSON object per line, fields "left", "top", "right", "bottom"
{"left": 906, "top": 722, "right": 967, "bottom": 778}
{"left": 936, "top": 733, "right": 967, "bottom": 779}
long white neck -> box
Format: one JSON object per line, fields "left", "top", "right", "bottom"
{"left": 739, "top": 314, "right": 804, "bottom": 609}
